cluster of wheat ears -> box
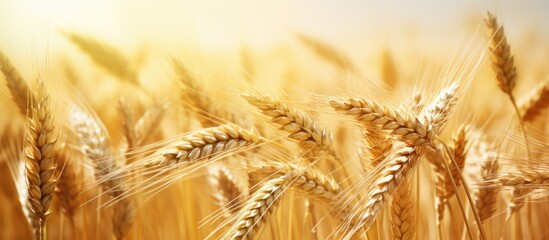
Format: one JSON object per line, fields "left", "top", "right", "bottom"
{"left": 0, "top": 11, "right": 548, "bottom": 240}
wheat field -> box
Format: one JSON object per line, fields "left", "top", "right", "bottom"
{"left": 1, "top": 1, "right": 549, "bottom": 239}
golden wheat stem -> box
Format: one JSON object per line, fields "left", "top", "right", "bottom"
{"left": 509, "top": 94, "right": 532, "bottom": 160}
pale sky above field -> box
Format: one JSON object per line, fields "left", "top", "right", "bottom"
{"left": 0, "top": 0, "right": 547, "bottom": 60}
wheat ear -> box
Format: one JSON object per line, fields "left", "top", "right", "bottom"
{"left": 475, "top": 148, "right": 499, "bottom": 222}
{"left": 118, "top": 97, "right": 137, "bottom": 150}
{"left": 54, "top": 147, "right": 84, "bottom": 221}
{"left": 225, "top": 173, "right": 292, "bottom": 240}
{"left": 435, "top": 125, "right": 468, "bottom": 224}
{"left": 519, "top": 80, "right": 549, "bottom": 122}
{"left": 380, "top": 49, "right": 398, "bottom": 89}
{"left": 63, "top": 32, "right": 138, "bottom": 84}
{"left": 485, "top": 12, "right": 531, "bottom": 160}
{"left": 499, "top": 171, "right": 549, "bottom": 186}
{"left": 330, "top": 98, "right": 433, "bottom": 147}
{"left": 422, "top": 83, "right": 458, "bottom": 133}
{"left": 134, "top": 102, "right": 167, "bottom": 146}
{"left": 391, "top": 180, "right": 415, "bottom": 240}
{"left": 173, "top": 59, "right": 233, "bottom": 127}
{"left": 345, "top": 145, "right": 418, "bottom": 238}
{"left": 145, "top": 124, "right": 261, "bottom": 168}
{"left": 24, "top": 81, "right": 58, "bottom": 240}
{"left": 244, "top": 94, "right": 337, "bottom": 158}
{"left": 68, "top": 106, "right": 136, "bottom": 239}
{"left": 208, "top": 166, "right": 247, "bottom": 218}
{"left": 0, "top": 51, "right": 35, "bottom": 115}
{"left": 296, "top": 33, "right": 355, "bottom": 72}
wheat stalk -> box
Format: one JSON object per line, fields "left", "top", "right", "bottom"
{"left": 145, "top": 124, "right": 261, "bottom": 168}
{"left": 24, "top": 81, "right": 58, "bottom": 240}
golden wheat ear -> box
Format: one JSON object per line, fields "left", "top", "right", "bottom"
{"left": 67, "top": 105, "right": 136, "bottom": 239}
{"left": 224, "top": 173, "right": 292, "bottom": 240}
{"left": 435, "top": 125, "right": 469, "bottom": 226}
{"left": 295, "top": 33, "right": 355, "bottom": 72}
{"left": 519, "top": 80, "right": 549, "bottom": 122}
{"left": 208, "top": 165, "right": 248, "bottom": 218}
{"left": 243, "top": 93, "right": 337, "bottom": 159}
{"left": 144, "top": 124, "right": 261, "bottom": 168}
{"left": 24, "top": 81, "right": 59, "bottom": 240}
{"left": 54, "top": 145, "right": 85, "bottom": 221}
{"left": 62, "top": 31, "right": 139, "bottom": 85}
{"left": 343, "top": 144, "right": 418, "bottom": 239}
{"left": 330, "top": 98, "right": 434, "bottom": 147}
{"left": 484, "top": 12, "right": 531, "bottom": 161}
{"left": 0, "top": 51, "right": 34, "bottom": 116}
{"left": 390, "top": 179, "right": 415, "bottom": 240}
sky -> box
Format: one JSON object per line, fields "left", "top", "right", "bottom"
{"left": 0, "top": 0, "right": 547, "bottom": 69}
